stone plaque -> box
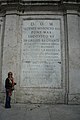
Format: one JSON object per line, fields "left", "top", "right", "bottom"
{"left": 20, "top": 19, "right": 61, "bottom": 87}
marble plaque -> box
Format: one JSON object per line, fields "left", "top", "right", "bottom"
{"left": 20, "top": 19, "right": 61, "bottom": 87}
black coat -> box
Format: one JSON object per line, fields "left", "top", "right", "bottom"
{"left": 5, "top": 78, "right": 12, "bottom": 89}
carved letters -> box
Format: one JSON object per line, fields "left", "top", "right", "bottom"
{"left": 21, "top": 20, "right": 61, "bottom": 87}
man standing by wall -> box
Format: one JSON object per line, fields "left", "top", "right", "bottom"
{"left": 5, "top": 72, "right": 16, "bottom": 108}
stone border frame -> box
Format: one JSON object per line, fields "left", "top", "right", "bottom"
{"left": 18, "top": 12, "right": 66, "bottom": 90}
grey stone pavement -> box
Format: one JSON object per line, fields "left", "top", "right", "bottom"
{"left": 0, "top": 103, "right": 80, "bottom": 120}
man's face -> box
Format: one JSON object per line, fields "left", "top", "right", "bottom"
{"left": 8, "top": 72, "right": 13, "bottom": 78}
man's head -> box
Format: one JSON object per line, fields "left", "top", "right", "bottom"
{"left": 8, "top": 72, "right": 13, "bottom": 78}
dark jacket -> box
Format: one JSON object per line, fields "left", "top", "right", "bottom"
{"left": 5, "top": 78, "right": 12, "bottom": 89}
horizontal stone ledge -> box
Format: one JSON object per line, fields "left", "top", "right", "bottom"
{"left": 0, "top": 0, "right": 80, "bottom": 5}
{"left": 0, "top": 0, "right": 80, "bottom": 14}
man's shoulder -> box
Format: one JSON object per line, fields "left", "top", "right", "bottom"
{"left": 5, "top": 78, "right": 9, "bottom": 81}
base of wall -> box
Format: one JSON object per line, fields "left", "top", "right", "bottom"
{"left": 68, "top": 94, "right": 80, "bottom": 104}
{"left": 0, "top": 91, "right": 5, "bottom": 103}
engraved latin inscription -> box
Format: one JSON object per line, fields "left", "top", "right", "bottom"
{"left": 21, "top": 20, "right": 61, "bottom": 87}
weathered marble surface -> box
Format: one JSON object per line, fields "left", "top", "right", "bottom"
{"left": 21, "top": 19, "right": 61, "bottom": 88}
{"left": 67, "top": 10, "right": 80, "bottom": 104}
{"left": 0, "top": 10, "right": 80, "bottom": 104}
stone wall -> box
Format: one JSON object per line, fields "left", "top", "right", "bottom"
{"left": 0, "top": 1, "right": 80, "bottom": 104}
{"left": 67, "top": 11, "right": 80, "bottom": 104}
{"left": 1, "top": 11, "right": 65, "bottom": 104}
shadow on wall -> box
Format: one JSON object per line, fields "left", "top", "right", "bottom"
{"left": 0, "top": 83, "right": 6, "bottom": 103}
